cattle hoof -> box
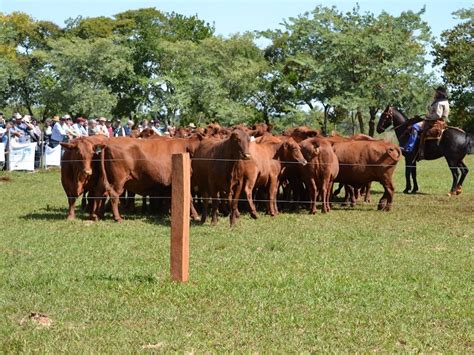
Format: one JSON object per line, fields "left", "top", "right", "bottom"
{"left": 403, "top": 189, "right": 410, "bottom": 194}
{"left": 455, "top": 186, "right": 462, "bottom": 195}
{"left": 66, "top": 215, "right": 75, "bottom": 221}
{"left": 250, "top": 212, "right": 258, "bottom": 220}
{"left": 114, "top": 217, "right": 123, "bottom": 223}
{"left": 447, "top": 192, "right": 454, "bottom": 197}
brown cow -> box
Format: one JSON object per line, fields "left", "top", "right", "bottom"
{"left": 331, "top": 140, "right": 401, "bottom": 211}
{"left": 299, "top": 137, "right": 339, "bottom": 213}
{"left": 99, "top": 135, "right": 202, "bottom": 222}
{"left": 229, "top": 135, "right": 307, "bottom": 226}
{"left": 191, "top": 129, "right": 251, "bottom": 225}
{"left": 283, "top": 126, "right": 321, "bottom": 143}
{"left": 60, "top": 135, "right": 109, "bottom": 220}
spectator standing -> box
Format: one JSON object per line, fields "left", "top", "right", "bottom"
{"left": 88, "top": 119, "right": 100, "bottom": 136}
{"left": 112, "top": 119, "right": 126, "bottom": 137}
{"left": 97, "top": 117, "right": 110, "bottom": 137}
{"left": 105, "top": 120, "right": 113, "bottom": 138}
{"left": 43, "top": 118, "right": 53, "bottom": 145}
{"left": 151, "top": 120, "right": 164, "bottom": 136}
{"left": 124, "top": 120, "right": 134, "bottom": 136}
{"left": 140, "top": 119, "right": 150, "bottom": 132}
{"left": 71, "top": 117, "right": 88, "bottom": 137}
{"left": 50, "top": 115, "right": 70, "bottom": 147}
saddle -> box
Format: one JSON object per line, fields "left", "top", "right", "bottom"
{"left": 424, "top": 119, "right": 448, "bottom": 141}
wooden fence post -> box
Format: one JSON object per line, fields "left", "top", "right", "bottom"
{"left": 170, "top": 153, "right": 190, "bottom": 282}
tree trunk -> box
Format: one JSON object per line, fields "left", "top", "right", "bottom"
{"left": 323, "top": 105, "right": 330, "bottom": 136}
{"left": 368, "top": 107, "right": 378, "bottom": 137}
{"left": 351, "top": 111, "right": 355, "bottom": 135}
{"left": 356, "top": 108, "right": 364, "bottom": 134}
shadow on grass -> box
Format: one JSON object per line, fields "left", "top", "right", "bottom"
{"left": 20, "top": 206, "right": 172, "bottom": 226}
{"left": 85, "top": 272, "right": 160, "bottom": 284}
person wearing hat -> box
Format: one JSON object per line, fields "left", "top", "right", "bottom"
{"left": 50, "top": 115, "right": 70, "bottom": 147}
{"left": 97, "top": 117, "right": 110, "bottom": 137}
{"left": 71, "top": 117, "right": 88, "bottom": 137}
{"left": 401, "top": 86, "right": 450, "bottom": 159}
{"left": 124, "top": 120, "right": 134, "bottom": 136}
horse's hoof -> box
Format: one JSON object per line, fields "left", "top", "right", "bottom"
{"left": 410, "top": 190, "right": 418, "bottom": 194}
{"left": 403, "top": 189, "right": 410, "bottom": 194}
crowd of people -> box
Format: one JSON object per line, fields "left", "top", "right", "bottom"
{"left": 0, "top": 112, "right": 177, "bottom": 169}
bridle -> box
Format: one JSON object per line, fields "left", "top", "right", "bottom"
{"left": 380, "top": 106, "right": 406, "bottom": 132}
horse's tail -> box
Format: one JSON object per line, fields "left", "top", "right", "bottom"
{"left": 467, "top": 133, "right": 474, "bottom": 155}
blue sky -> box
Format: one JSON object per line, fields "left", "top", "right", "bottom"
{"left": 1, "top": 0, "right": 471, "bottom": 41}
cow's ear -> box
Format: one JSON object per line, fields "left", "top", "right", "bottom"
{"left": 386, "top": 147, "right": 400, "bottom": 161}
{"left": 60, "top": 142, "right": 75, "bottom": 150}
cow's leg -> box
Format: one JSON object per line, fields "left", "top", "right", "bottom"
{"left": 66, "top": 196, "right": 77, "bottom": 220}
{"left": 229, "top": 178, "right": 243, "bottom": 226}
{"left": 456, "top": 161, "right": 469, "bottom": 194}
{"left": 268, "top": 177, "right": 279, "bottom": 217}
{"left": 210, "top": 192, "right": 220, "bottom": 226}
{"left": 378, "top": 179, "right": 394, "bottom": 211}
{"left": 81, "top": 191, "right": 88, "bottom": 211}
{"left": 242, "top": 180, "right": 258, "bottom": 219}
{"left": 308, "top": 179, "right": 317, "bottom": 214}
{"left": 190, "top": 198, "right": 200, "bottom": 221}
{"left": 200, "top": 193, "right": 209, "bottom": 225}
{"left": 364, "top": 182, "right": 372, "bottom": 203}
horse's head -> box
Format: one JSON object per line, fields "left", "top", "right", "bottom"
{"left": 377, "top": 106, "right": 394, "bottom": 133}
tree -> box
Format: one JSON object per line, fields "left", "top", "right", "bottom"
{"left": 0, "top": 12, "right": 61, "bottom": 116}
{"left": 433, "top": 8, "right": 474, "bottom": 132}
{"left": 261, "top": 6, "right": 434, "bottom": 135}
{"left": 42, "top": 37, "right": 133, "bottom": 117}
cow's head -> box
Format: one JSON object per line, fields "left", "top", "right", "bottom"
{"left": 279, "top": 138, "right": 307, "bottom": 165}
{"left": 377, "top": 106, "right": 394, "bottom": 133}
{"left": 229, "top": 128, "right": 251, "bottom": 160}
{"left": 61, "top": 138, "right": 97, "bottom": 180}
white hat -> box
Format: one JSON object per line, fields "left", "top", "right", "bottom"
{"left": 22, "top": 115, "right": 32, "bottom": 123}
{"left": 14, "top": 112, "right": 22, "bottom": 119}
{"left": 188, "top": 123, "right": 196, "bottom": 128}
{"left": 62, "top": 114, "right": 71, "bottom": 120}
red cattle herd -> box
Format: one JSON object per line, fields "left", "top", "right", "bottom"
{"left": 60, "top": 123, "right": 401, "bottom": 226}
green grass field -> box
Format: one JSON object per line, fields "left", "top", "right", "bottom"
{"left": 1, "top": 156, "right": 473, "bottom": 352}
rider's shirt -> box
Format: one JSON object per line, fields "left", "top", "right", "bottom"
{"left": 427, "top": 99, "right": 450, "bottom": 122}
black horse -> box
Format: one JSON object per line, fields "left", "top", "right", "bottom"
{"left": 377, "top": 106, "right": 470, "bottom": 195}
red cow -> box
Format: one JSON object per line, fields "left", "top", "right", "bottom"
{"left": 229, "top": 135, "right": 307, "bottom": 226}
{"left": 60, "top": 135, "right": 109, "bottom": 220}
{"left": 332, "top": 140, "right": 401, "bottom": 211}
{"left": 99, "top": 135, "right": 201, "bottom": 222}
{"left": 191, "top": 129, "right": 251, "bottom": 225}
{"left": 299, "top": 137, "right": 339, "bottom": 213}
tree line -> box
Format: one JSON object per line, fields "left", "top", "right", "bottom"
{"left": 0, "top": 6, "right": 472, "bottom": 135}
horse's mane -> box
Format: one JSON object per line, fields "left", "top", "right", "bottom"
{"left": 391, "top": 106, "right": 422, "bottom": 125}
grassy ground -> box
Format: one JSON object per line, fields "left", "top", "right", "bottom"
{"left": 0, "top": 156, "right": 473, "bottom": 352}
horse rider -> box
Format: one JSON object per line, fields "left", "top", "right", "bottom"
{"left": 401, "top": 86, "right": 450, "bottom": 159}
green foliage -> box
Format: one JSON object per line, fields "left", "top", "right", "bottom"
{"left": 0, "top": 156, "right": 473, "bottom": 352}
{"left": 261, "top": 6, "right": 434, "bottom": 134}
{"left": 433, "top": 8, "right": 474, "bottom": 131}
